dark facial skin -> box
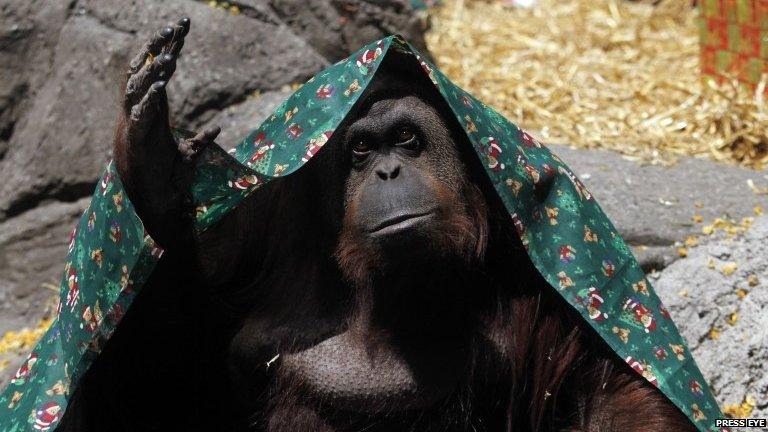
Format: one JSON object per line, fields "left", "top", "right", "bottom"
{"left": 332, "top": 70, "right": 488, "bottom": 289}
{"left": 57, "top": 19, "right": 698, "bottom": 432}
{"left": 344, "top": 95, "right": 464, "bottom": 241}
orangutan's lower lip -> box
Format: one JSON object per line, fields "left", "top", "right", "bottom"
{"left": 369, "top": 211, "right": 435, "bottom": 236}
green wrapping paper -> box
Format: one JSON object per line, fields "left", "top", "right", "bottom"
{"left": 0, "top": 161, "right": 163, "bottom": 432}
{"left": 0, "top": 35, "right": 725, "bottom": 432}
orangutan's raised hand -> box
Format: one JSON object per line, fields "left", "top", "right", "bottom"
{"left": 114, "top": 17, "right": 220, "bottom": 249}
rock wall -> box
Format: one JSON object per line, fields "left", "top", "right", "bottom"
{"left": 0, "top": 0, "right": 427, "bottom": 336}
{"left": 652, "top": 217, "right": 767, "bottom": 419}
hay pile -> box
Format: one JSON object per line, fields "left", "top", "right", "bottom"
{"left": 425, "top": 0, "right": 768, "bottom": 169}
{"left": 0, "top": 318, "right": 52, "bottom": 374}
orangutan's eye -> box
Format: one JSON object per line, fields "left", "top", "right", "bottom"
{"left": 394, "top": 126, "right": 420, "bottom": 153}
{"left": 396, "top": 126, "right": 415, "bottom": 143}
{"left": 352, "top": 139, "right": 372, "bottom": 157}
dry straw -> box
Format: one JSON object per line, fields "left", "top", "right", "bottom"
{"left": 425, "top": 0, "right": 768, "bottom": 169}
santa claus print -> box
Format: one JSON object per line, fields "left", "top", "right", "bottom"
{"left": 67, "top": 227, "right": 77, "bottom": 253}
{"left": 689, "top": 379, "right": 704, "bottom": 397}
{"left": 461, "top": 94, "right": 473, "bottom": 108}
{"left": 149, "top": 244, "right": 164, "bottom": 260}
{"left": 625, "top": 356, "right": 659, "bottom": 387}
{"left": 227, "top": 175, "right": 260, "bottom": 191}
{"left": 519, "top": 130, "right": 542, "bottom": 148}
{"left": 99, "top": 170, "right": 113, "bottom": 196}
{"left": 65, "top": 267, "right": 79, "bottom": 313}
{"left": 559, "top": 244, "right": 576, "bottom": 264}
{"left": 480, "top": 136, "right": 505, "bottom": 171}
{"left": 249, "top": 142, "right": 275, "bottom": 166}
{"left": 109, "top": 221, "right": 122, "bottom": 244}
{"left": 32, "top": 401, "right": 62, "bottom": 431}
{"left": 302, "top": 131, "right": 333, "bottom": 163}
{"left": 251, "top": 131, "right": 267, "bottom": 146}
{"left": 601, "top": 259, "right": 615, "bottom": 277}
{"left": 557, "top": 165, "right": 593, "bottom": 201}
{"left": 576, "top": 287, "right": 608, "bottom": 322}
{"left": 315, "top": 83, "right": 335, "bottom": 99}
{"left": 524, "top": 164, "right": 540, "bottom": 184}
{"left": 622, "top": 297, "right": 657, "bottom": 333}
{"left": 81, "top": 302, "right": 103, "bottom": 333}
{"left": 87, "top": 211, "right": 96, "bottom": 232}
{"left": 286, "top": 123, "right": 303, "bottom": 140}
{"left": 511, "top": 213, "right": 528, "bottom": 248}
{"left": 11, "top": 352, "right": 38, "bottom": 385}
{"left": 356, "top": 46, "right": 382, "bottom": 74}
{"left": 415, "top": 54, "right": 436, "bottom": 84}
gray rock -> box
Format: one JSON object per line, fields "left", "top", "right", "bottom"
{"left": 0, "top": 197, "right": 91, "bottom": 336}
{"left": 205, "top": 89, "right": 291, "bottom": 150}
{"left": 74, "top": 0, "right": 330, "bottom": 126}
{"left": 652, "top": 216, "right": 768, "bottom": 418}
{"left": 0, "top": 14, "right": 131, "bottom": 220}
{"left": 269, "top": 0, "right": 429, "bottom": 62}
{"left": 550, "top": 144, "right": 767, "bottom": 270}
{"left": 631, "top": 244, "right": 680, "bottom": 273}
{"left": 0, "top": 0, "right": 72, "bottom": 159}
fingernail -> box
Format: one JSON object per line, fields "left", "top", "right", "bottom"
{"left": 161, "top": 27, "right": 173, "bottom": 37}
{"left": 178, "top": 18, "right": 191, "bottom": 36}
{"left": 161, "top": 54, "right": 173, "bottom": 63}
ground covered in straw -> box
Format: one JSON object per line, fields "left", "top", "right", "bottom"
{"left": 425, "top": 0, "right": 768, "bottom": 169}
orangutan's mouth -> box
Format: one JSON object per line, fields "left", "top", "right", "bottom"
{"left": 369, "top": 210, "right": 436, "bottom": 236}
